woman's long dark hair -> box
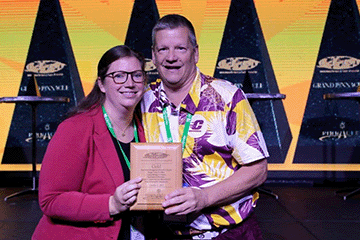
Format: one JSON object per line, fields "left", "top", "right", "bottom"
{"left": 66, "top": 45, "right": 145, "bottom": 118}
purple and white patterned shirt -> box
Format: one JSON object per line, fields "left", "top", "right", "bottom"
{"left": 140, "top": 69, "right": 269, "bottom": 231}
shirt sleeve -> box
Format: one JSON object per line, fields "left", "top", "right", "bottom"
{"left": 228, "top": 89, "right": 269, "bottom": 165}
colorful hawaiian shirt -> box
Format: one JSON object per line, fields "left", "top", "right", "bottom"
{"left": 140, "top": 69, "right": 269, "bottom": 230}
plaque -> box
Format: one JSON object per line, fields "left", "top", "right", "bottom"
{"left": 130, "top": 143, "right": 182, "bottom": 210}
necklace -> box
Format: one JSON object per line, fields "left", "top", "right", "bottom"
{"left": 121, "top": 122, "right": 132, "bottom": 137}
{"left": 102, "top": 105, "right": 139, "bottom": 169}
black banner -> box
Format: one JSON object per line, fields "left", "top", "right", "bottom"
{"left": 213, "top": 0, "right": 292, "bottom": 164}
{"left": 2, "top": 0, "right": 84, "bottom": 164}
{"left": 125, "top": 0, "right": 160, "bottom": 83}
{"left": 294, "top": 0, "right": 360, "bottom": 165}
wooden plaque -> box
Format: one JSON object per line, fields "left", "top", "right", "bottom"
{"left": 130, "top": 142, "right": 182, "bottom": 210}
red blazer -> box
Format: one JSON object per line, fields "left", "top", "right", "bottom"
{"left": 32, "top": 106, "right": 145, "bottom": 240}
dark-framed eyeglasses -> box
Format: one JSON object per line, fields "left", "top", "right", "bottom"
{"left": 104, "top": 70, "right": 145, "bottom": 84}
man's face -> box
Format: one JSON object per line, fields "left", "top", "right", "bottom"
{"left": 152, "top": 27, "right": 199, "bottom": 89}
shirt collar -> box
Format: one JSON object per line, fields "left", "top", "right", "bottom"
{"left": 157, "top": 68, "right": 202, "bottom": 115}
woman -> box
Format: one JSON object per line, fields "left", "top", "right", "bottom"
{"left": 32, "top": 45, "right": 147, "bottom": 240}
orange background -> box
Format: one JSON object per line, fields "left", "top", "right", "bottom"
{"left": 1, "top": 0, "right": 358, "bottom": 171}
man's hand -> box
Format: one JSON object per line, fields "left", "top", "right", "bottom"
{"left": 162, "top": 158, "right": 267, "bottom": 216}
{"left": 162, "top": 187, "right": 208, "bottom": 215}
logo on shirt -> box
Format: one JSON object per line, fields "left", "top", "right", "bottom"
{"left": 189, "top": 115, "right": 207, "bottom": 138}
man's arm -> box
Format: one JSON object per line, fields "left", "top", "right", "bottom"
{"left": 162, "top": 158, "right": 268, "bottom": 215}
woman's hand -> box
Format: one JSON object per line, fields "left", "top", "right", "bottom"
{"left": 109, "top": 177, "right": 142, "bottom": 215}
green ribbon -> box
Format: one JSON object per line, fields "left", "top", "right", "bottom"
{"left": 162, "top": 106, "right": 192, "bottom": 153}
{"left": 102, "top": 105, "right": 138, "bottom": 169}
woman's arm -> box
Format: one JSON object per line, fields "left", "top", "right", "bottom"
{"left": 38, "top": 117, "right": 112, "bottom": 222}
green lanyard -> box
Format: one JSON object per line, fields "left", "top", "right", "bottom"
{"left": 102, "top": 105, "right": 138, "bottom": 170}
{"left": 162, "top": 106, "right": 192, "bottom": 152}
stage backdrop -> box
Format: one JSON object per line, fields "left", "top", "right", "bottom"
{"left": 1, "top": 0, "right": 360, "bottom": 180}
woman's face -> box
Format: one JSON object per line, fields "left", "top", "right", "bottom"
{"left": 98, "top": 56, "right": 145, "bottom": 112}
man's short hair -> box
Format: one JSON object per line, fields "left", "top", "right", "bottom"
{"left": 152, "top": 14, "right": 198, "bottom": 48}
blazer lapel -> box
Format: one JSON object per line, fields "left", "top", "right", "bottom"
{"left": 92, "top": 107, "right": 125, "bottom": 187}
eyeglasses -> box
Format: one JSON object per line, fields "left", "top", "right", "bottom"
{"left": 104, "top": 70, "right": 145, "bottom": 84}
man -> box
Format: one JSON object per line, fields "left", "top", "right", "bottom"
{"left": 141, "top": 14, "right": 268, "bottom": 239}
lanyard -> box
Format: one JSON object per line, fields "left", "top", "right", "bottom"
{"left": 102, "top": 105, "right": 138, "bottom": 169}
{"left": 162, "top": 106, "right": 192, "bottom": 152}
